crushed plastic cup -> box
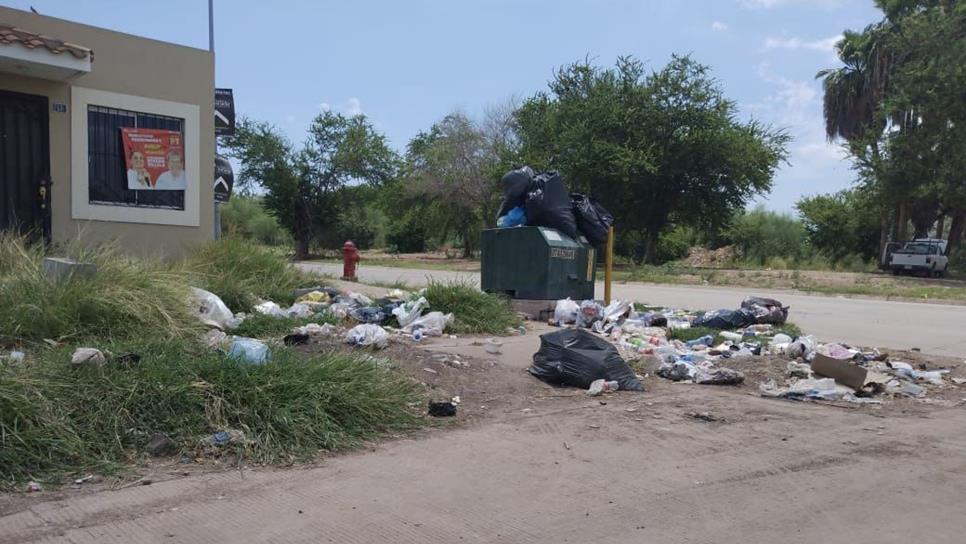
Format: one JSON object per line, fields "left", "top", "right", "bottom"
{"left": 484, "top": 339, "right": 503, "bottom": 354}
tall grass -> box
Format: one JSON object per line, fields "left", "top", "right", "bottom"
{"left": 0, "top": 340, "right": 424, "bottom": 486}
{"left": 184, "top": 237, "right": 318, "bottom": 312}
{"left": 0, "top": 233, "right": 200, "bottom": 344}
{"left": 423, "top": 280, "right": 521, "bottom": 334}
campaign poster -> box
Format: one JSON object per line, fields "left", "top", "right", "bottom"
{"left": 121, "top": 127, "right": 188, "bottom": 191}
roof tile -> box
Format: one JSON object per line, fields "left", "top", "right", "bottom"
{"left": 0, "top": 24, "right": 92, "bottom": 61}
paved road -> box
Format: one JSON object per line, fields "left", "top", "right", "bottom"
{"left": 299, "top": 262, "right": 966, "bottom": 358}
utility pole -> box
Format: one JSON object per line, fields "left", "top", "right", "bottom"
{"left": 209, "top": 0, "right": 221, "bottom": 239}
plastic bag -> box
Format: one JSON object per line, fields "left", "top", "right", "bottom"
{"left": 602, "top": 300, "right": 631, "bottom": 322}
{"left": 497, "top": 206, "right": 527, "bottom": 228}
{"left": 328, "top": 302, "right": 352, "bottom": 319}
{"left": 524, "top": 172, "right": 579, "bottom": 239}
{"left": 496, "top": 166, "right": 536, "bottom": 219}
{"left": 693, "top": 308, "right": 757, "bottom": 329}
{"left": 349, "top": 306, "right": 388, "bottom": 324}
{"left": 554, "top": 298, "right": 580, "bottom": 325}
{"left": 191, "top": 287, "right": 235, "bottom": 330}
{"left": 571, "top": 194, "right": 614, "bottom": 246}
{"left": 344, "top": 324, "right": 389, "bottom": 349}
{"left": 401, "top": 311, "right": 453, "bottom": 336}
{"left": 529, "top": 328, "right": 644, "bottom": 391}
{"left": 392, "top": 296, "right": 429, "bottom": 327}
{"left": 741, "top": 296, "right": 789, "bottom": 325}
{"left": 228, "top": 337, "right": 271, "bottom": 364}
{"left": 254, "top": 301, "right": 286, "bottom": 318}
{"left": 576, "top": 300, "right": 602, "bottom": 328}
{"left": 296, "top": 290, "right": 330, "bottom": 304}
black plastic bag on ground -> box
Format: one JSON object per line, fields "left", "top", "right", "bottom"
{"left": 529, "top": 329, "right": 644, "bottom": 391}
{"left": 496, "top": 166, "right": 536, "bottom": 219}
{"left": 693, "top": 308, "right": 757, "bottom": 329}
{"left": 571, "top": 194, "right": 614, "bottom": 246}
{"left": 525, "top": 171, "right": 579, "bottom": 239}
{"left": 740, "top": 296, "right": 789, "bottom": 325}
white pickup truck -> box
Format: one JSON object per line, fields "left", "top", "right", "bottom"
{"left": 889, "top": 239, "right": 948, "bottom": 277}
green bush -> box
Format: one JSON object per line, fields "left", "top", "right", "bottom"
{"left": 185, "top": 237, "right": 318, "bottom": 312}
{"left": 727, "top": 206, "right": 808, "bottom": 265}
{"left": 0, "top": 233, "right": 200, "bottom": 344}
{"left": 220, "top": 195, "right": 290, "bottom": 246}
{"left": 387, "top": 211, "right": 429, "bottom": 253}
{"left": 423, "top": 280, "right": 521, "bottom": 334}
{"left": 0, "top": 340, "right": 423, "bottom": 485}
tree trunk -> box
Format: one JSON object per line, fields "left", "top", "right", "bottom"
{"left": 878, "top": 211, "right": 889, "bottom": 267}
{"left": 935, "top": 215, "right": 946, "bottom": 239}
{"left": 294, "top": 236, "right": 311, "bottom": 261}
{"left": 897, "top": 202, "right": 909, "bottom": 242}
{"left": 642, "top": 229, "right": 661, "bottom": 265}
{"left": 945, "top": 210, "right": 964, "bottom": 261}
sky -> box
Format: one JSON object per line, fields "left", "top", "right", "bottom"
{"left": 5, "top": 0, "right": 883, "bottom": 212}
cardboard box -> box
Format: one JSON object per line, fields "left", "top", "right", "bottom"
{"left": 810, "top": 353, "right": 868, "bottom": 390}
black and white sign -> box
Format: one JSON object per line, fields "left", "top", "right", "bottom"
{"left": 214, "top": 88, "right": 235, "bottom": 136}
{"left": 214, "top": 154, "right": 234, "bottom": 202}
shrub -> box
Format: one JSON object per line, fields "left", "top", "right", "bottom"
{"left": 727, "top": 206, "right": 808, "bottom": 265}
{"left": 0, "top": 340, "right": 423, "bottom": 485}
{"left": 185, "top": 237, "right": 317, "bottom": 312}
{"left": 220, "top": 195, "right": 290, "bottom": 246}
{"left": 0, "top": 233, "right": 200, "bottom": 344}
{"left": 423, "top": 280, "right": 521, "bottom": 334}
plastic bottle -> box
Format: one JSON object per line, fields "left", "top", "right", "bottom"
{"left": 587, "top": 379, "right": 620, "bottom": 396}
{"left": 720, "top": 331, "right": 743, "bottom": 342}
{"left": 687, "top": 335, "right": 714, "bottom": 348}
{"left": 412, "top": 329, "right": 424, "bottom": 342}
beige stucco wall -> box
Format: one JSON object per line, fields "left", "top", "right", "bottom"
{"left": 0, "top": 6, "right": 214, "bottom": 257}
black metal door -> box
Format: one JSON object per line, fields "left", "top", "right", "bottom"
{"left": 0, "top": 90, "right": 50, "bottom": 242}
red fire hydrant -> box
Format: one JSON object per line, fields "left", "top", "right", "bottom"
{"left": 342, "top": 240, "right": 360, "bottom": 281}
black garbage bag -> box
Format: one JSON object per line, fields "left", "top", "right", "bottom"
{"left": 496, "top": 166, "right": 536, "bottom": 219}
{"left": 571, "top": 194, "right": 614, "bottom": 246}
{"left": 525, "top": 171, "right": 579, "bottom": 239}
{"left": 529, "top": 329, "right": 644, "bottom": 391}
{"left": 693, "top": 308, "right": 757, "bottom": 329}
{"left": 741, "top": 296, "right": 789, "bottom": 325}
{"left": 349, "top": 306, "right": 387, "bottom": 324}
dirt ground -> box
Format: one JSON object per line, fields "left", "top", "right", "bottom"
{"left": 4, "top": 321, "right": 965, "bottom": 543}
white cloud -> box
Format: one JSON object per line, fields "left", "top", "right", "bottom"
{"left": 711, "top": 21, "right": 728, "bottom": 32}
{"left": 764, "top": 34, "right": 841, "bottom": 52}
{"left": 738, "top": 0, "right": 840, "bottom": 8}
{"left": 745, "top": 63, "right": 851, "bottom": 210}
{"left": 345, "top": 97, "right": 363, "bottom": 116}
{"left": 319, "top": 102, "right": 331, "bottom": 112}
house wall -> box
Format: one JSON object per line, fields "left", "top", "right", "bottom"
{"left": 0, "top": 6, "right": 215, "bottom": 257}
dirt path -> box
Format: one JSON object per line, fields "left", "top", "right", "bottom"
{"left": 3, "top": 324, "right": 965, "bottom": 543}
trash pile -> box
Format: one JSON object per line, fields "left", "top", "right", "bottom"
{"left": 189, "top": 285, "right": 455, "bottom": 355}
{"left": 544, "top": 293, "right": 959, "bottom": 403}
{"left": 496, "top": 166, "right": 614, "bottom": 246}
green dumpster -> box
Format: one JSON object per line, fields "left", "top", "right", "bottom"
{"left": 480, "top": 226, "right": 595, "bottom": 300}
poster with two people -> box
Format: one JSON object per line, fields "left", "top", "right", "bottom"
{"left": 122, "top": 128, "right": 188, "bottom": 191}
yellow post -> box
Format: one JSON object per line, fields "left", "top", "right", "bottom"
{"left": 604, "top": 226, "right": 614, "bottom": 305}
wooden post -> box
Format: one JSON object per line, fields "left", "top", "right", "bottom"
{"left": 604, "top": 226, "right": 614, "bottom": 305}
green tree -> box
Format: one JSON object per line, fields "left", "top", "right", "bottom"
{"left": 818, "top": 0, "right": 966, "bottom": 259}
{"left": 516, "top": 55, "right": 789, "bottom": 263}
{"left": 400, "top": 105, "right": 518, "bottom": 257}
{"left": 796, "top": 189, "right": 881, "bottom": 261}
{"left": 223, "top": 112, "right": 398, "bottom": 259}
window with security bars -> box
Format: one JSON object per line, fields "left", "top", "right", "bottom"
{"left": 87, "top": 105, "right": 185, "bottom": 210}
